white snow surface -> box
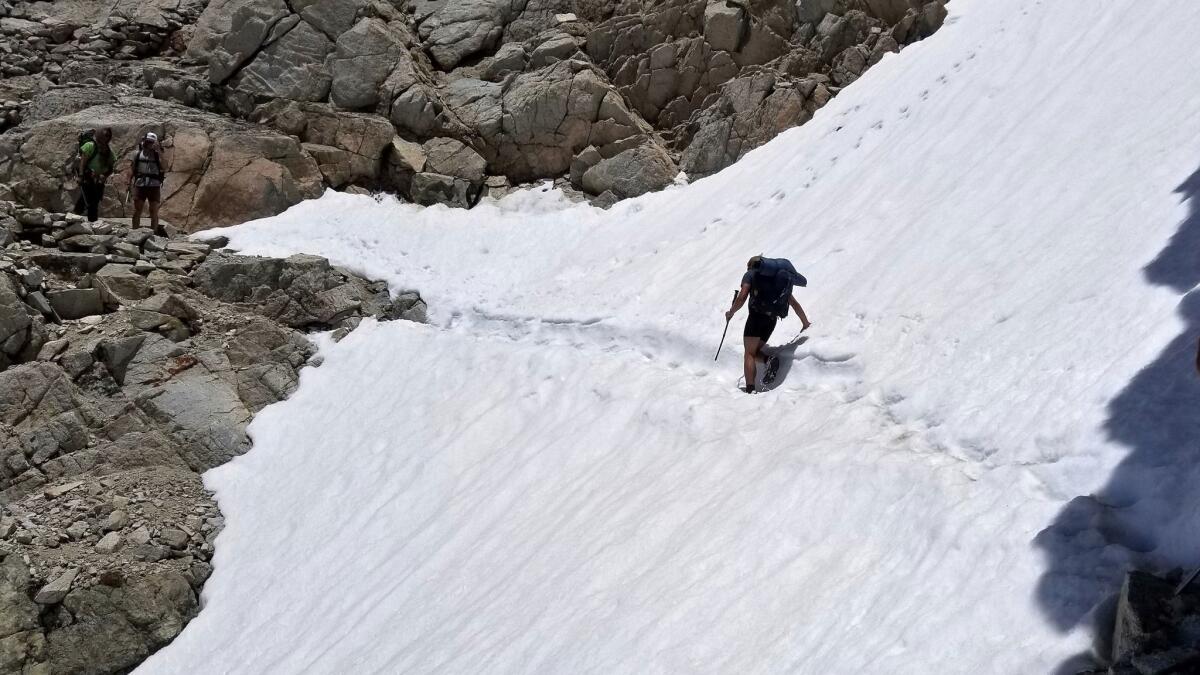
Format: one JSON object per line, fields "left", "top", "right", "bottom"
{"left": 143, "top": 0, "right": 1200, "bottom": 672}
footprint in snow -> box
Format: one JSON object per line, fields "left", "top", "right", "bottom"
{"left": 809, "top": 347, "right": 857, "bottom": 364}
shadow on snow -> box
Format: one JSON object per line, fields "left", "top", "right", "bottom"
{"left": 758, "top": 334, "right": 810, "bottom": 392}
{"left": 1036, "top": 166, "right": 1200, "bottom": 671}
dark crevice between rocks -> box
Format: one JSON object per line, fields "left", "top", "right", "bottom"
{"left": 1037, "top": 165, "right": 1200, "bottom": 674}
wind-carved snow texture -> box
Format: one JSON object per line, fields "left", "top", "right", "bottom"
{"left": 142, "top": 0, "right": 1200, "bottom": 672}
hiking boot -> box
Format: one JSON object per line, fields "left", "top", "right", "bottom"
{"left": 742, "top": 385, "right": 755, "bottom": 394}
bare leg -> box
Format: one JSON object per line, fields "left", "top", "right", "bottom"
{"left": 743, "top": 336, "right": 763, "bottom": 390}
{"left": 132, "top": 198, "right": 144, "bottom": 230}
{"left": 149, "top": 200, "right": 160, "bottom": 235}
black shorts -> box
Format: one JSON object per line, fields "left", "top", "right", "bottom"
{"left": 743, "top": 311, "right": 777, "bottom": 341}
{"left": 133, "top": 185, "right": 161, "bottom": 203}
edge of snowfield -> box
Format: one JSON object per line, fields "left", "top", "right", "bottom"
{"left": 145, "top": 0, "right": 1200, "bottom": 673}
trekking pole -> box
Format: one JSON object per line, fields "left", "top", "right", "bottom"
{"left": 714, "top": 290, "right": 738, "bottom": 361}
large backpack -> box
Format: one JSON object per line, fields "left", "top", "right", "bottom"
{"left": 133, "top": 147, "right": 164, "bottom": 187}
{"left": 62, "top": 129, "right": 96, "bottom": 178}
{"left": 749, "top": 258, "right": 808, "bottom": 318}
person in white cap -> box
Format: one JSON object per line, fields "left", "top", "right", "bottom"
{"left": 129, "top": 131, "right": 165, "bottom": 234}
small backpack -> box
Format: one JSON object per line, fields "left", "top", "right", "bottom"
{"left": 63, "top": 129, "right": 97, "bottom": 178}
{"left": 749, "top": 258, "right": 808, "bottom": 318}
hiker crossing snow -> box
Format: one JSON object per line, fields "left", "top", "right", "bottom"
{"left": 723, "top": 256, "right": 812, "bottom": 393}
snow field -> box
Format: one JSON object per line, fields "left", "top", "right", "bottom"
{"left": 143, "top": 0, "right": 1200, "bottom": 672}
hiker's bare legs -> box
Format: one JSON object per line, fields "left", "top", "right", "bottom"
{"left": 132, "top": 197, "right": 144, "bottom": 230}
{"left": 743, "top": 336, "right": 763, "bottom": 388}
{"left": 149, "top": 200, "right": 160, "bottom": 234}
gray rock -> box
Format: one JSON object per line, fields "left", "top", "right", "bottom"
{"left": 18, "top": 268, "right": 45, "bottom": 290}
{"left": 188, "top": 561, "right": 213, "bottom": 588}
{"left": 24, "top": 289, "right": 55, "bottom": 319}
{"left": 384, "top": 137, "right": 427, "bottom": 193}
{"left": 95, "top": 532, "right": 123, "bottom": 554}
{"left": 704, "top": 1, "right": 748, "bottom": 53}
{"left": 59, "top": 350, "right": 94, "bottom": 380}
{"left": 255, "top": 101, "right": 396, "bottom": 187}
{"left": 34, "top": 568, "right": 78, "bottom": 605}
{"left": 580, "top": 142, "right": 678, "bottom": 199}
{"left": 47, "top": 289, "right": 104, "bottom": 321}
{"left": 481, "top": 62, "right": 660, "bottom": 182}
{"left": 0, "top": 555, "right": 40, "bottom": 638}
{"left": 228, "top": 19, "right": 334, "bottom": 102}
{"left": 423, "top": 138, "right": 487, "bottom": 184}
{"left": 105, "top": 510, "right": 130, "bottom": 532}
{"left": 160, "top": 528, "right": 189, "bottom": 549}
{"left": 294, "top": 0, "right": 370, "bottom": 39}
{"left": 44, "top": 481, "right": 84, "bottom": 500}
{"left": 136, "top": 294, "right": 199, "bottom": 321}
{"left": 188, "top": 0, "right": 263, "bottom": 61}
{"left": 60, "top": 234, "right": 116, "bottom": 253}
{"left": 420, "top": 0, "right": 515, "bottom": 69}
{"left": 27, "top": 251, "right": 106, "bottom": 275}
{"left": 679, "top": 70, "right": 812, "bottom": 177}
{"left": 441, "top": 78, "right": 504, "bottom": 139}
{"left": 207, "top": 0, "right": 291, "bottom": 85}
{"left": 192, "top": 252, "right": 415, "bottom": 328}
{"left": 330, "top": 19, "right": 410, "bottom": 110}
{"left": 918, "top": 1, "right": 948, "bottom": 38}
{"left": 386, "top": 83, "right": 444, "bottom": 138}
{"left": 132, "top": 544, "right": 169, "bottom": 562}
{"left": 36, "top": 339, "right": 69, "bottom": 362}
{"left": 65, "top": 520, "right": 89, "bottom": 540}
{"left": 529, "top": 34, "right": 580, "bottom": 69}
{"left": 128, "top": 527, "right": 151, "bottom": 546}
{"left": 831, "top": 44, "right": 869, "bottom": 85}
{"left": 1130, "top": 647, "right": 1200, "bottom": 674}
{"left": 410, "top": 172, "right": 479, "bottom": 209}
{"left": 863, "top": 0, "right": 926, "bottom": 24}
{"left": 483, "top": 43, "right": 527, "bottom": 80}
{"left": 96, "top": 335, "right": 146, "bottom": 385}
{"left": 1114, "top": 572, "right": 1176, "bottom": 663}
{"left": 47, "top": 571, "right": 196, "bottom": 673}
{"left": 94, "top": 264, "right": 152, "bottom": 307}
{"left": 797, "top": 0, "right": 843, "bottom": 24}
{"left": 0, "top": 274, "right": 43, "bottom": 368}
{"left": 136, "top": 365, "right": 253, "bottom": 471}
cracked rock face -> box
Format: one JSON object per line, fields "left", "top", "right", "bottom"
{"left": 0, "top": 0, "right": 948, "bottom": 223}
{"left": 0, "top": 201, "right": 428, "bottom": 673}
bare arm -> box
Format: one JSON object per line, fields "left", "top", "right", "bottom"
{"left": 725, "top": 283, "right": 751, "bottom": 320}
{"left": 789, "top": 294, "right": 812, "bottom": 330}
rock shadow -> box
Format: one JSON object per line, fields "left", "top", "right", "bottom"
{"left": 1035, "top": 165, "right": 1200, "bottom": 667}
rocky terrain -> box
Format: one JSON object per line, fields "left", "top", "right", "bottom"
{"left": 0, "top": 0, "right": 948, "bottom": 226}
{"left": 0, "top": 200, "right": 425, "bottom": 673}
{"left": 1087, "top": 571, "right": 1200, "bottom": 675}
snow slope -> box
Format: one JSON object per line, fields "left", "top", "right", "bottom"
{"left": 143, "top": 0, "right": 1200, "bottom": 672}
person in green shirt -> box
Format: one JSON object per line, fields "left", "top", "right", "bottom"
{"left": 73, "top": 127, "right": 117, "bottom": 222}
